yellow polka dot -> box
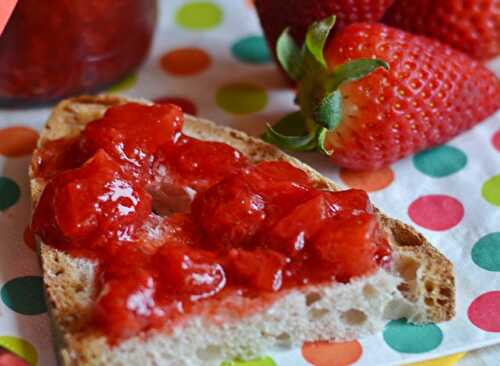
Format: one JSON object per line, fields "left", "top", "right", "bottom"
{"left": 404, "top": 352, "right": 466, "bottom": 366}
{"left": 0, "top": 336, "right": 38, "bottom": 366}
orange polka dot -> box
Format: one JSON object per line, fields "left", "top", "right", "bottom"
{"left": 245, "top": 0, "right": 255, "bottom": 8}
{"left": 23, "top": 226, "right": 36, "bottom": 251}
{"left": 339, "top": 167, "right": 394, "bottom": 192}
{"left": 302, "top": 341, "right": 362, "bottom": 366}
{"left": 0, "top": 126, "right": 38, "bottom": 157}
{"left": 160, "top": 47, "right": 211, "bottom": 76}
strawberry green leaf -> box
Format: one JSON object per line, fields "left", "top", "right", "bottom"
{"left": 316, "top": 127, "right": 333, "bottom": 155}
{"left": 330, "top": 59, "right": 388, "bottom": 90}
{"left": 263, "top": 113, "right": 317, "bottom": 152}
{"left": 264, "top": 126, "right": 317, "bottom": 152}
{"left": 305, "top": 15, "right": 336, "bottom": 67}
{"left": 276, "top": 28, "right": 303, "bottom": 81}
{"left": 313, "top": 90, "right": 342, "bottom": 130}
{"left": 265, "top": 111, "right": 308, "bottom": 136}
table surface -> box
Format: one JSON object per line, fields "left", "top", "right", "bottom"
{"left": 0, "top": 1, "right": 499, "bottom": 365}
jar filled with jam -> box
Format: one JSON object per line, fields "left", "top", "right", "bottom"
{"left": 0, "top": 0, "right": 157, "bottom": 106}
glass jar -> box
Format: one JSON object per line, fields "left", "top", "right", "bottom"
{"left": 0, "top": 0, "right": 157, "bottom": 107}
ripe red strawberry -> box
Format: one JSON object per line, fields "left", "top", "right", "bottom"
{"left": 265, "top": 18, "right": 500, "bottom": 170}
{"left": 383, "top": 0, "right": 500, "bottom": 61}
{"left": 255, "top": 0, "right": 394, "bottom": 59}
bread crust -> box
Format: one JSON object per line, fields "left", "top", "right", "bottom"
{"left": 30, "top": 95, "right": 455, "bottom": 365}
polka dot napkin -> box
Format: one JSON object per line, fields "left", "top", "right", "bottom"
{"left": 0, "top": 1, "right": 499, "bottom": 365}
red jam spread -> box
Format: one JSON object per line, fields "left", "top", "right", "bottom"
{"left": 0, "top": 0, "right": 156, "bottom": 106}
{"left": 32, "top": 103, "right": 392, "bottom": 343}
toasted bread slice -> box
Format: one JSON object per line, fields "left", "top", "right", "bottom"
{"left": 30, "top": 95, "right": 455, "bottom": 366}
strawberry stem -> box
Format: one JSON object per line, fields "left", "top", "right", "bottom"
{"left": 266, "top": 15, "right": 388, "bottom": 156}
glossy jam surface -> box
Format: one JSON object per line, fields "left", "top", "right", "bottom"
{"left": 0, "top": 0, "right": 156, "bottom": 105}
{"left": 32, "top": 103, "right": 391, "bottom": 343}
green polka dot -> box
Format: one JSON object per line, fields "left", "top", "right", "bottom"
{"left": 231, "top": 36, "right": 271, "bottom": 64}
{"left": 413, "top": 145, "right": 467, "bottom": 177}
{"left": 107, "top": 73, "right": 137, "bottom": 93}
{"left": 0, "top": 177, "right": 20, "bottom": 210}
{"left": 216, "top": 83, "right": 267, "bottom": 115}
{"left": 472, "top": 233, "right": 500, "bottom": 271}
{"left": 383, "top": 319, "right": 443, "bottom": 353}
{"left": 482, "top": 175, "right": 500, "bottom": 206}
{"left": 175, "top": 2, "right": 223, "bottom": 30}
{"left": 220, "top": 357, "right": 276, "bottom": 366}
{"left": 0, "top": 336, "right": 37, "bottom": 366}
{"left": 1, "top": 276, "right": 47, "bottom": 315}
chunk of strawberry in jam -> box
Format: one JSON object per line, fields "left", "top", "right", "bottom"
{"left": 155, "top": 244, "right": 226, "bottom": 301}
{"left": 192, "top": 174, "right": 266, "bottom": 249}
{"left": 226, "top": 248, "right": 287, "bottom": 291}
{"left": 93, "top": 270, "right": 165, "bottom": 342}
{"left": 154, "top": 136, "right": 248, "bottom": 193}
{"left": 81, "top": 103, "right": 183, "bottom": 182}
{"left": 245, "top": 162, "right": 316, "bottom": 229}
{"left": 247, "top": 161, "right": 311, "bottom": 194}
{"left": 133, "top": 213, "right": 201, "bottom": 253}
{"left": 155, "top": 213, "right": 201, "bottom": 247}
{"left": 31, "top": 137, "right": 85, "bottom": 179}
{"left": 265, "top": 193, "right": 336, "bottom": 257}
{"left": 312, "top": 214, "right": 390, "bottom": 282}
{"left": 266, "top": 189, "right": 373, "bottom": 257}
{"left": 101, "top": 245, "right": 151, "bottom": 282}
{"left": 32, "top": 150, "right": 152, "bottom": 248}
{"left": 325, "top": 189, "right": 374, "bottom": 218}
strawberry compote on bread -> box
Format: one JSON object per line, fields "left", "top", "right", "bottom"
{"left": 32, "top": 102, "right": 392, "bottom": 344}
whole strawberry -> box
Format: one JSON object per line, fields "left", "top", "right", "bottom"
{"left": 255, "top": 0, "right": 394, "bottom": 58}
{"left": 264, "top": 17, "right": 500, "bottom": 170}
{"left": 383, "top": 0, "right": 500, "bottom": 61}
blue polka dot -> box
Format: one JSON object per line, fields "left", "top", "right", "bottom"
{"left": 1, "top": 276, "right": 47, "bottom": 315}
{"left": 413, "top": 145, "right": 467, "bottom": 178}
{"left": 472, "top": 233, "right": 500, "bottom": 272}
{"left": 231, "top": 35, "right": 271, "bottom": 64}
{"left": 0, "top": 176, "right": 20, "bottom": 210}
{"left": 383, "top": 319, "right": 443, "bottom": 353}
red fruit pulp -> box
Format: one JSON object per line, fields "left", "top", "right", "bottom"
{"left": 191, "top": 173, "right": 267, "bottom": 249}
{"left": 32, "top": 149, "right": 152, "bottom": 251}
{"left": 93, "top": 270, "right": 163, "bottom": 340}
{"left": 155, "top": 244, "right": 226, "bottom": 300}
{"left": 153, "top": 135, "right": 248, "bottom": 194}
{"left": 32, "top": 102, "right": 392, "bottom": 343}
{"left": 226, "top": 248, "right": 287, "bottom": 292}
{"left": 31, "top": 136, "right": 84, "bottom": 179}
{"left": 265, "top": 189, "right": 373, "bottom": 257}
{"left": 312, "top": 214, "right": 390, "bottom": 282}
{"left": 81, "top": 102, "right": 184, "bottom": 182}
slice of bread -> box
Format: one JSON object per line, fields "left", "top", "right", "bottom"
{"left": 30, "top": 95, "right": 455, "bottom": 366}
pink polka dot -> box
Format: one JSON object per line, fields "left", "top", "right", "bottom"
{"left": 492, "top": 130, "right": 500, "bottom": 152}
{"left": 408, "top": 195, "right": 464, "bottom": 231}
{"left": 468, "top": 291, "right": 500, "bottom": 332}
{"left": 154, "top": 96, "right": 197, "bottom": 116}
